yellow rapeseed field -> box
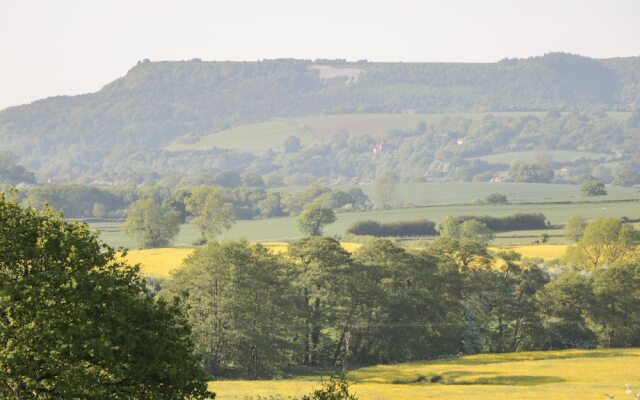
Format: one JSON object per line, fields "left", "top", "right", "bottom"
{"left": 123, "top": 247, "right": 196, "bottom": 277}
{"left": 126, "top": 243, "right": 564, "bottom": 277}
{"left": 490, "top": 244, "right": 569, "bottom": 261}
{"left": 124, "top": 242, "right": 363, "bottom": 277}
{"left": 210, "top": 348, "right": 640, "bottom": 400}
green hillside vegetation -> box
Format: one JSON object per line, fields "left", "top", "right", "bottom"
{"left": 2, "top": 54, "right": 640, "bottom": 184}
{"left": 169, "top": 112, "right": 633, "bottom": 155}
{"left": 468, "top": 150, "right": 612, "bottom": 164}
{"left": 165, "top": 113, "right": 559, "bottom": 154}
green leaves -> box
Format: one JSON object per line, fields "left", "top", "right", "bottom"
{"left": 0, "top": 194, "right": 214, "bottom": 399}
{"left": 123, "top": 199, "right": 181, "bottom": 248}
{"left": 295, "top": 203, "right": 336, "bottom": 236}
{"left": 185, "top": 186, "right": 235, "bottom": 241}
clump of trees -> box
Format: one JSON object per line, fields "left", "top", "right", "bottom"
{"left": 0, "top": 151, "right": 36, "bottom": 185}
{"left": 581, "top": 180, "right": 607, "bottom": 196}
{"left": 0, "top": 194, "right": 214, "bottom": 399}
{"left": 485, "top": 193, "right": 508, "bottom": 204}
{"left": 347, "top": 219, "right": 437, "bottom": 237}
{"left": 507, "top": 161, "right": 555, "bottom": 183}
{"left": 440, "top": 213, "right": 548, "bottom": 232}
{"left": 160, "top": 218, "right": 640, "bottom": 378}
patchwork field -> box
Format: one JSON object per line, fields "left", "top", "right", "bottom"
{"left": 209, "top": 348, "right": 640, "bottom": 400}
{"left": 95, "top": 195, "right": 639, "bottom": 249}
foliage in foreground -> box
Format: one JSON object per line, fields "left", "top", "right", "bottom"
{"left": 0, "top": 194, "right": 214, "bottom": 399}
{"left": 298, "top": 375, "right": 358, "bottom": 400}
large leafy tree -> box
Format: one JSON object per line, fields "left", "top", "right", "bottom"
{"left": 296, "top": 202, "right": 336, "bottom": 236}
{"left": 185, "top": 186, "right": 235, "bottom": 242}
{"left": 123, "top": 198, "right": 181, "bottom": 248}
{"left": 563, "top": 218, "right": 639, "bottom": 270}
{"left": 0, "top": 194, "right": 214, "bottom": 399}
{"left": 564, "top": 215, "right": 587, "bottom": 242}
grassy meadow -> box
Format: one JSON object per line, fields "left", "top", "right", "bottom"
{"left": 355, "top": 181, "right": 639, "bottom": 206}
{"left": 210, "top": 348, "right": 640, "bottom": 400}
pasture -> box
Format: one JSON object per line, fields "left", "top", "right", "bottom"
{"left": 210, "top": 348, "right": 640, "bottom": 400}
{"left": 354, "top": 181, "right": 639, "bottom": 206}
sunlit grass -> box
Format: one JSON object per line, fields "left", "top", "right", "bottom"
{"left": 210, "top": 348, "right": 640, "bottom": 399}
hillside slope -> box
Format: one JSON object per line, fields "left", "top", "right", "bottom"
{"left": 1, "top": 53, "right": 639, "bottom": 182}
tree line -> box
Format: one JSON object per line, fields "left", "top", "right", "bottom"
{"left": 159, "top": 216, "right": 640, "bottom": 379}
{"left": 4, "top": 182, "right": 370, "bottom": 220}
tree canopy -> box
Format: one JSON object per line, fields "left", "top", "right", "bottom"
{"left": 0, "top": 193, "right": 214, "bottom": 399}
{"left": 185, "top": 186, "right": 235, "bottom": 241}
{"left": 123, "top": 199, "right": 181, "bottom": 248}
{"left": 296, "top": 202, "right": 336, "bottom": 236}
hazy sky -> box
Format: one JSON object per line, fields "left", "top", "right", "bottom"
{"left": 1, "top": 0, "right": 639, "bottom": 110}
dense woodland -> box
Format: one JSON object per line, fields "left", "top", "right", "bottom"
{"left": 1, "top": 54, "right": 640, "bottom": 185}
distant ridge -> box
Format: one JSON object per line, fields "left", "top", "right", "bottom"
{"left": 0, "top": 53, "right": 638, "bottom": 182}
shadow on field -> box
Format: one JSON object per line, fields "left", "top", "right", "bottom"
{"left": 453, "top": 375, "right": 566, "bottom": 386}
{"left": 428, "top": 349, "right": 634, "bottom": 366}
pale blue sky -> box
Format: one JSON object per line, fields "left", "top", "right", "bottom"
{"left": 1, "top": 0, "right": 639, "bottom": 110}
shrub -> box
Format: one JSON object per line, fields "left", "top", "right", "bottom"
{"left": 299, "top": 375, "right": 358, "bottom": 400}
{"left": 485, "top": 193, "right": 508, "bottom": 204}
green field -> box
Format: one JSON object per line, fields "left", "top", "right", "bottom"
{"left": 92, "top": 196, "right": 639, "bottom": 249}
{"left": 468, "top": 150, "right": 612, "bottom": 165}
{"left": 210, "top": 348, "right": 640, "bottom": 400}
{"left": 359, "top": 181, "right": 639, "bottom": 206}
{"left": 165, "top": 120, "right": 318, "bottom": 153}
{"left": 276, "top": 182, "right": 639, "bottom": 206}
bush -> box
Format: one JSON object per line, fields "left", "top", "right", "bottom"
{"left": 299, "top": 375, "right": 358, "bottom": 400}
{"left": 485, "top": 193, "right": 508, "bottom": 204}
{"left": 347, "top": 219, "right": 437, "bottom": 237}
